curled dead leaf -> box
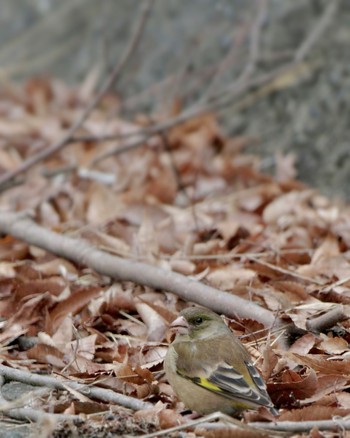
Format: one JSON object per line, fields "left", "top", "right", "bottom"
{"left": 133, "top": 401, "right": 166, "bottom": 423}
{"left": 318, "top": 333, "right": 349, "bottom": 354}
{"left": 289, "top": 333, "right": 317, "bottom": 355}
{"left": 159, "top": 409, "right": 184, "bottom": 429}
{"left": 268, "top": 366, "right": 317, "bottom": 407}
{"left": 207, "top": 266, "right": 256, "bottom": 290}
{"left": 136, "top": 301, "right": 167, "bottom": 342}
{"left": 285, "top": 352, "right": 350, "bottom": 376}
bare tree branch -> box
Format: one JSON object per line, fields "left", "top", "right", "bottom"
{"left": 294, "top": 0, "right": 340, "bottom": 62}
{"left": 92, "top": 61, "right": 314, "bottom": 164}
{"left": 237, "top": 0, "right": 269, "bottom": 83}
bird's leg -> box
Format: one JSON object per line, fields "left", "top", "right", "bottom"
{"left": 180, "top": 409, "right": 201, "bottom": 419}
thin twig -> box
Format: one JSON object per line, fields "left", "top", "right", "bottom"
{"left": 0, "top": 0, "right": 155, "bottom": 188}
{"left": 321, "top": 274, "right": 350, "bottom": 291}
{"left": 140, "top": 412, "right": 266, "bottom": 438}
{"left": 247, "top": 256, "right": 324, "bottom": 285}
{"left": 249, "top": 418, "right": 350, "bottom": 433}
{"left": 294, "top": 0, "right": 340, "bottom": 62}
{"left": 197, "top": 24, "right": 248, "bottom": 102}
{"left": 237, "top": 0, "right": 269, "bottom": 83}
{"left": 149, "top": 417, "right": 350, "bottom": 434}
{"left": 92, "top": 60, "right": 315, "bottom": 164}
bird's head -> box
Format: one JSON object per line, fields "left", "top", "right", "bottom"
{"left": 169, "top": 307, "right": 229, "bottom": 341}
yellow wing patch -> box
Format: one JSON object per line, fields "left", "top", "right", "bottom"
{"left": 178, "top": 371, "right": 259, "bottom": 410}
{"left": 196, "top": 377, "right": 224, "bottom": 392}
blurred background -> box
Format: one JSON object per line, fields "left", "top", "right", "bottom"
{"left": 0, "top": 0, "right": 349, "bottom": 197}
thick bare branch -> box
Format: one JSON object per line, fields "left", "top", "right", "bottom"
{"left": 0, "top": 212, "right": 277, "bottom": 328}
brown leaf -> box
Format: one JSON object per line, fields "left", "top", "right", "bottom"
{"left": 279, "top": 405, "right": 350, "bottom": 421}
{"left": 89, "top": 284, "right": 136, "bottom": 316}
{"left": 138, "top": 345, "right": 168, "bottom": 369}
{"left": 52, "top": 316, "right": 73, "bottom": 348}
{"left": 137, "top": 295, "right": 177, "bottom": 324}
{"left": 286, "top": 352, "right": 350, "bottom": 376}
{"left": 272, "top": 280, "right": 310, "bottom": 302}
{"left": 261, "top": 343, "right": 278, "bottom": 380}
{"left": 289, "top": 333, "right": 317, "bottom": 355}
{"left": 168, "top": 258, "right": 196, "bottom": 275}
{"left": 49, "top": 286, "right": 101, "bottom": 331}
{"left": 134, "top": 402, "right": 165, "bottom": 423}
{"left": 311, "top": 235, "right": 340, "bottom": 266}
{"left": 135, "top": 301, "right": 167, "bottom": 342}
{"left": 87, "top": 183, "right": 125, "bottom": 224}
{"left": 27, "top": 344, "right": 66, "bottom": 369}
{"left": 318, "top": 334, "right": 349, "bottom": 354}
{"left": 34, "top": 258, "right": 78, "bottom": 277}
{"left": 336, "top": 392, "right": 350, "bottom": 409}
{"left": 65, "top": 334, "right": 97, "bottom": 360}
{"left": 275, "top": 151, "right": 297, "bottom": 183}
{"left": 207, "top": 266, "right": 256, "bottom": 290}
{"left": 15, "top": 279, "right": 66, "bottom": 300}
{"left": 300, "top": 374, "right": 348, "bottom": 405}
{"left": 0, "top": 237, "right": 28, "bottom": 261}
{"left": 159, "top": 409, "right": 184, "bottom": 429}
{"left": 262, "top": 190, "right": 314, "bottom": 224}
{"left": 268, "top": 366, "right": 317, "bottom": 407}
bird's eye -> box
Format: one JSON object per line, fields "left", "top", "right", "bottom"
{"left": 194, "top": 317, "right": 203, "bottom": 325}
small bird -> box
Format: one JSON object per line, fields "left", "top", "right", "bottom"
{"left": 164, "top": 306, "right": 277, "bottom": 416}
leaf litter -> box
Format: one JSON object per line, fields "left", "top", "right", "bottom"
{"left": 0, "top": 77, "right": 350, "bottom": 436}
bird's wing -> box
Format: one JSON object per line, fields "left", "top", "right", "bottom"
{"left": 178, "top": 360, "right": 272, "bottom": 408}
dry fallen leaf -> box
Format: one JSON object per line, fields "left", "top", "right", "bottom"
{"left": 3, "top": 74, "right": 350, "bottom": 435}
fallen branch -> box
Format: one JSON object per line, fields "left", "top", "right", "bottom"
{"left": 249, "top": 419, "right": 350, "bottom": 433}
{"left": 0, "top": 0, "right": 155, "bottom": 188}
{"left": 148, "top": 417, "right": 350, "bottom": 435}
{"left": 0, "top": 212, "right": 277, "bottom": 328}
{"left": 141, "top": 412, "right": 269, "bottom": 438}
{"left": 0, "top": 364, "right": 152, "bottom": 411}
{"left": 306, "top": 305, "right": 349, "bottom": 333}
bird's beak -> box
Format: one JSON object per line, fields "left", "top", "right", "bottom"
{"left": 169, "top": 315, "right": 190, "bottom": 336}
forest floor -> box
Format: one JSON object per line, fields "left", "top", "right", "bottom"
{"left": 0, "top": 1, "right": 350, "bottom": 437}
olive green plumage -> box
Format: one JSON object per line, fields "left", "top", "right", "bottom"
{"left": 164, "top": 307, "right": 277, "bottom": 416}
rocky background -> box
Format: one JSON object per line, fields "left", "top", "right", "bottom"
{"left": 0, "top": 0, "right": 349, "bottom": 197}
